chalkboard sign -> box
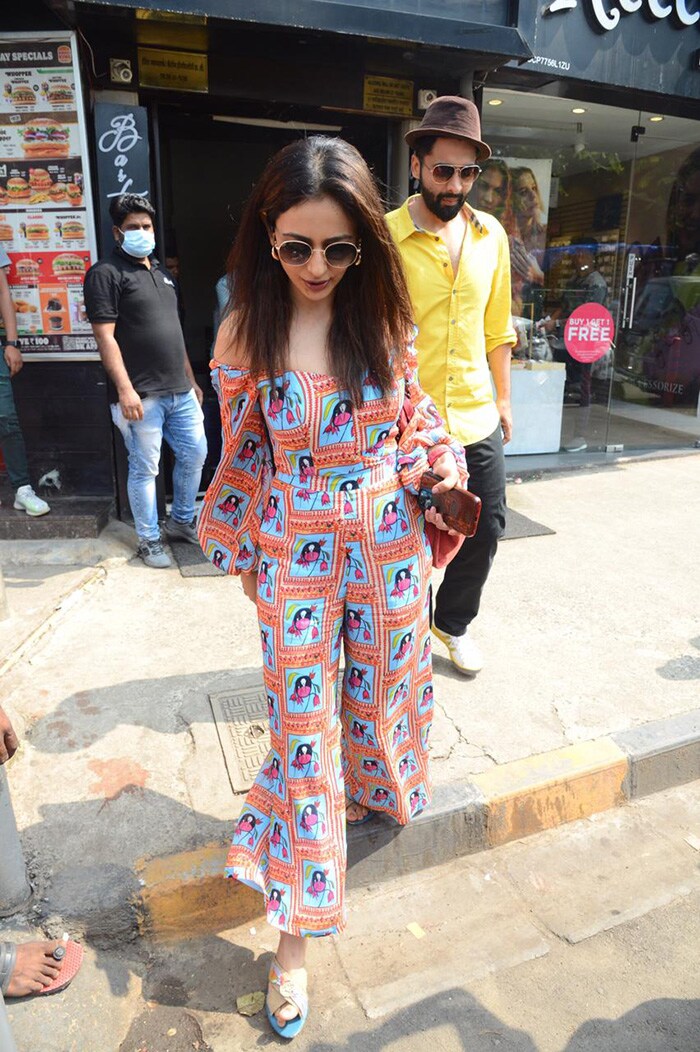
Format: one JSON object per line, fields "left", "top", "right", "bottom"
{"left": 93, "top": 102, "right": 150, "bottom": 256}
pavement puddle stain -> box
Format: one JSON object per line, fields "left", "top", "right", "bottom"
{"left": 88, "top": 757, "right": 150, "bottom": 801}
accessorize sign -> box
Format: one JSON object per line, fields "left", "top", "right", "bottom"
{"left": 518, "top": 0, "right": 700, "bottom": 98}
{"left": 546, "top": 0, "right": 699, "bottom": 30}
{"left": 0, "top": 33, "right": 98, "bottom": 358}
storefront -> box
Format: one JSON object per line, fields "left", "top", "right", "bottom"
{"left": 1, "top": 0, "right": 531, "bottom": 524}
{"left": 1, "top": 0, "right": 699, "bottom": 532}
{"left": 473, "top": 2, "right": 700, "bottom": 458}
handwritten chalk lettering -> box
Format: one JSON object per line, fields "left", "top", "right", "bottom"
{"left": 98, "top": 114, "right": 147, "bottom": 199}
{"left": 546, "top": 0, "right": 699, "bottom": 28}
{"left": 98, "top": 114, "right": 141, "bottom": 155}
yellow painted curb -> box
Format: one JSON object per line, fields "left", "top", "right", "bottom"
{"left": 136, "top": 844, "right": 264, "bottom": 941}
{"left": 471, "top": 738, "right": 628, "bottom": 847}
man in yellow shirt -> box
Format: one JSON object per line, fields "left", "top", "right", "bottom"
{"left": 387, "top": 96, "right": 516, "bottom": 674}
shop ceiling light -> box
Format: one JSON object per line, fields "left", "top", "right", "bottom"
{"left": 488, "top": 98, "right": 503, "bottom": 106}
{"left": 572, "top": 107, "right": 586, "bottom": 114}
{"left": 649, "top": 115, "right": 664, "bottom": 122}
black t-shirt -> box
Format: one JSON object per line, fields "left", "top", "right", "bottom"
{"left": 83, "top": 246, "right": 191, "bottom": 399}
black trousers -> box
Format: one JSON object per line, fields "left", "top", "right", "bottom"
{"left": 434, "top": 425, "right": 506, "bottom": 636}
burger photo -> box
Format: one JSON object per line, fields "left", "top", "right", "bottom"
{"left": 52, "top": 253, "right": 86, "bottom": 280}
{"left": 65, "top": 182, "right": 82, "bottom": 206}
{"left": 22, "top": 119, "right": 70, "bottom": 158}
{"left": 47, "top": 84, "right": 74, "bottom": 106}
{"left": 0, "top": 186, "right": 7, "bottom": 206}
{"left": 29, "top": 168, "right": 52, "bottom": 191}
{"left": 16, "top": 258, "right": 41, "bottom": 280}
{"left": 46, "top": 297, "right": 63, "bottom": 312}
{"left": 7, "top": 177, "right": 30, "bottom": 200}
{"left": 61, "top": 219, "right": 85, "bottom": 240}
{"left": 26, "top": 222, "right": 49, "bottom": 241}
{"left": 11, "top": 85, "right": 36, "bottom": 106}
{"left": 49, "top": 181, "right": 67, "bottom": 203}
{"left": 0, "top": 222, "right": 13, "bottom": 242}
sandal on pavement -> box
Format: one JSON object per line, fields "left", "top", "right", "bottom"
{"left": 0, "top": 939, "right": 83, "bottom": 998}
{"left": 266, "top": 957, "right": 308, "bottom": 1040}
{"left": 345, "top": 794, "right": 374, "bottom": 826}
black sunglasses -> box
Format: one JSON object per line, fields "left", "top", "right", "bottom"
{"left": 424, "top": 162, "right": 482, "bottom": 184}
{"left": 274, "top": 239, "right": 361, "bottom": 269}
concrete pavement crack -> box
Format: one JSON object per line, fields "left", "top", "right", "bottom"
{"left": 551, "top": 699, "right": 570, "bottom": 743}
{"left": 433, "top": 697, "right": 495, "bottom": 766}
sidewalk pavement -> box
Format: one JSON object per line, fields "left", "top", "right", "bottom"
{"left": 0, "top": 453, "right": 698, "bottom": 956}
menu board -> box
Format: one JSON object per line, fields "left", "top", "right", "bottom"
{"left": 0, "top": 33, "right": 98, "bottom": 358}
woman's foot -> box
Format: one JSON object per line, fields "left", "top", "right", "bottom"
{"left": 3, "top": 941, "right": 64, "bottom": 997}
{"left": 346, "top": 799, "right": 371, "bottom": 825}
{"left": 270, "top": 933, "right": 307, "bottom": 1029}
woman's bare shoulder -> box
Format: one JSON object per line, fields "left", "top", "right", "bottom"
{"left": 212, "top": 312, "right": 250, "bottom": 369}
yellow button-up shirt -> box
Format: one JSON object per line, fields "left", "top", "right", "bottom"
{"left": 386, "top": 196, "right": 516, "bottom": 446}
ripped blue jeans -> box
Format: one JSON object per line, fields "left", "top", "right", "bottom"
{"left": 111, "top": 388, "right": 207, "bottom": 541}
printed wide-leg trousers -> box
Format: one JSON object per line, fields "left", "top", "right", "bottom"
{"left": 225, "top": 466, "right": 434, "bottom": 936}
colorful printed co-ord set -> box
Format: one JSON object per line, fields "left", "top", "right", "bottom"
{"left": 198, "top": 348, "right": 466, "bottom": 937}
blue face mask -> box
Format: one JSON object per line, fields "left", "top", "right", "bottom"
{"left": 120, "top": 228, "right": 155, "bottom": 258}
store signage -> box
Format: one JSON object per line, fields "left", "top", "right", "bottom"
{"left": 565, "top": 303, "right": 615, "bottom": 363}
{"left": 0, "top": 31, "right": 98, "bottom": 359}
{"left": 137, "top": 47, "right": 208, "bottom": 92}
{"left": 94, "top": 103, "right": 150, "bottom": 255}
{"left": 520, "top": 0, "right": 700, "bottom": 97}
{"left": 546, "top": 0, "right": 699, "bottom": 30}
{"left": 363, "top": 76, "right": 413, "bottom": 117}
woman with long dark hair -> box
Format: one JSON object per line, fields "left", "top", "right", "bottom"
{"left": 198, "top": 136, "right": 466, "bottom": 1039}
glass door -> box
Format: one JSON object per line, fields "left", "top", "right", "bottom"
{"left": 479, "top": 88, "right": 640, "bottom": 455}
{"left": 607, "top": 112, "right": 700, "bottom": 451}
{"left": 479, "top": 89, "right": 700, "bottom": 457}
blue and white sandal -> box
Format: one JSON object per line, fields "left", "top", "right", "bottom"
{"left": 266, "top": 957, "right": 308, "bottom": 1040}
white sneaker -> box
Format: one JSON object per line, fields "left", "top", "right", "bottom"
{"left": 432, "top": 624, "right": 483, "bottom": 674}
{"left": 13, "top": 485, "right": 50, "bottom": 517}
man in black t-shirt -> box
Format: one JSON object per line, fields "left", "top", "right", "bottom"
{"left": 84, "top": 194, "right": 207, "bottom": 568}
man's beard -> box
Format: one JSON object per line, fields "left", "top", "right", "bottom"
{"left": 420, "top": 181, "right": 467, "bottom": 222}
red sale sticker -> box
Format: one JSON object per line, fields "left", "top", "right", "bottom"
{"left": 564, "top": 302, "right": 615, "bottom": 363}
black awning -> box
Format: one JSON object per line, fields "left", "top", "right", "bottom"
{"left": 87, "top": 0, "right": 533, "bottom": 63}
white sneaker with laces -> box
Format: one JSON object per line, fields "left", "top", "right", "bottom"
{"left": 13, "top": 485, "right": 50, "bottom": 517}
{"left": 431, "top": 624, "right": 483, "bottom": 674}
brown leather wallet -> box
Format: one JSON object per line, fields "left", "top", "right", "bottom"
{"left": 418, "top": 470, "right": 482, "bottom": 538}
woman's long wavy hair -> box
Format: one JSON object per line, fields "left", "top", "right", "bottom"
{"left": 225, "top": 136, "right": 414, "bottom": 402}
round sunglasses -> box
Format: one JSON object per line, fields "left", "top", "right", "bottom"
{"left": 424, "top": 162, "right": 482, "bottom": 184}
{"left": 274, "top": 239, "right": 361, "bottom": 269}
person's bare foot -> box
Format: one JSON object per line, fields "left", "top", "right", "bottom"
{"left": 4, "top": 941, "right": 64, "bottom": 997}
{"left": 273, "top": 933, "right": 307, "bottom": 1025}
{"left": 346, "top": 799, "right": 370, "bottom": 824}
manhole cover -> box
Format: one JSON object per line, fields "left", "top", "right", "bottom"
{"left": 209, "top": 686, "right": 270, "bottom": 792}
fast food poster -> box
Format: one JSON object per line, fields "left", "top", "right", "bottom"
{"left": 12, "top": 210, "right": 89, "bottom": 252}
{"left": 0, "top": 33, "right": 98, "bottom": 358}
{"left": 0, "top": 158, "right": 85, "bottom": 207}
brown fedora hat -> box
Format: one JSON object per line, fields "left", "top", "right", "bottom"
{"left": 405, "top": 95, "right": 491, "bottom": 161}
